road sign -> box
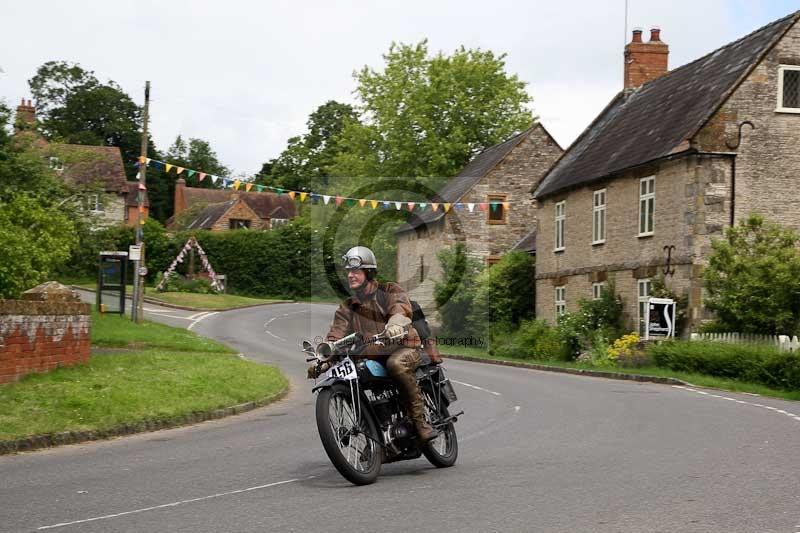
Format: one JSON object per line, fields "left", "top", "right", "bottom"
{"left": 646, "top": 298, "right": 676, "bottom": 339}
{"left": 129, "top": 245, "right": 142, "bottom": 261}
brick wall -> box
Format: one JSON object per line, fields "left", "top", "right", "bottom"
{"left": 0, "top": 283, "right": 91, "bottom": 384}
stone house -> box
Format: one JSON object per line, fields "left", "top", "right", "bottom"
{"left": 172, "top": 178, "right": 296, "bottom": 231}
{"left": 13, "top": 99, "right": 149, "bottom": 227}
{"left": 533, "top": 12, "right": 800, "bottom": 335}
{"left": 396, "top": 124, "right": 563, "bottom": 321}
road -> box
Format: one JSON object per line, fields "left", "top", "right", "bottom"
{"left": 1, "top": 301, "right": 799, "bottom": 532}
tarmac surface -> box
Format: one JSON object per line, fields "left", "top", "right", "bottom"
{"left": 1, "top": 298, "right": 798, "bottom": 532}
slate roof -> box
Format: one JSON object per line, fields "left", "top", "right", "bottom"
{"left": 397, "top": 124, "right": 554, "bottom": 233}
{"left": 511, "top": 229, "right": 537, "bottom": 254}
{"left": 535, "top": 11, "right": 800, "bottom": 199}
{"left": 179, "top": 186, "right": 297, "bottom": 220}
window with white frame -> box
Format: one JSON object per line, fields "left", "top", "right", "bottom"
{"left": 555, "top": 286, "right": 566, "bottom": 317}
{"left": 777, "top": 65, "right": 800, "bottom": 112}
{"left": 638, "top": 177, "right": 655, "bottom": 236}
{"left": 271, "top": 218, "right": 288, "bottom": 228}
{"left": 592, "top": 282, "right": 606, "bottom": 300}
{"left": 554, "top": 201, "right": 566, "bottom": 251}
{"left": 592, "top": 189, "right": 606, "bottom": 244}
{"left": 87, "top": 194, "right": 104, "bottom": 213}
{"left": 637, "top": 279, "right": 652, "bottom": 335}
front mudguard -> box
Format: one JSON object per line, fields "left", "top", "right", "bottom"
{"left": 311, "top": 376, "right": 347, "bottom": 393}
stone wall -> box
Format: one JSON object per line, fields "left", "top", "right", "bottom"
{"left": 397, "top": 124, "right": 563, "bottom": 325}
{"left": 696, "top": 18, "right": 800, "bottom": 232}
{"left": 0, "top": 283, "right": 91, "bottom": 384}
{"left": 535, "top": 155, "right": 731, "bottom": 333}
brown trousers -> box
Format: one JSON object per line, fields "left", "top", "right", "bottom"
{"left": 384, "top": 348, "right": 427, "bottom": 430}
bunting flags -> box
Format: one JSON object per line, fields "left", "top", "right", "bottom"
{"left": 139, "top": 157, "right": 516, "bottom": 215}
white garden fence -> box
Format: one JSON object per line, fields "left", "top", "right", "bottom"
{"left": 690, "top": 332, "right": 800, "bottom": 352}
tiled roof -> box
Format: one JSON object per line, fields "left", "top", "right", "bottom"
{"left": 397, "top": 124, "right": 551, "bottom": 233}
{"left": 53, "top": 144, "right": 128, "bottom": 194}
{"left": 511, "top": 229, "right": 536, "bottom": 254}
{"left": 180, "top": 186, "right": 297, "bottom": 219}
{"left": 535, "top": 11, "right": 799, "bottom": 199}
{"left": 185, "top": 200, "right": 237, "bottom": 230}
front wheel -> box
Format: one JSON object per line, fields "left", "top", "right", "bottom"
{"left": 421, "top": 389, "right": 458, "bottom": 468}
{"left": 315, "top": 383, "right": 381, "bottom": 485}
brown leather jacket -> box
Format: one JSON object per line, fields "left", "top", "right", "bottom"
{"left": 326, "top": 280, "right": 421, "bottom": 360}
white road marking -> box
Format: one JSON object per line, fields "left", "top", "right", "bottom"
{"left": 37, "top": 477, "right": 312, "bottom": 530}
{"left": 672, "top": 386, "right": 800, "bottom": 424}
{"left": 186, "top": 311, "right": 211, "bottom": 321}
{"left": 451, "top": 379, "right": 501, "bottom": 396}
{"left": 514, "top": 405, "right": 521, "bottom": 412}
{"left": 187, "top": 312, "right": 218, "bottom": 331}
{"left": 263, "top": 310, "right": 309, "bottom": 342}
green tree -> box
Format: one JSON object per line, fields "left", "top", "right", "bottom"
{"left": 704, "top": 214, "right": 800, "bottom": 335}
{"left": 258, "top": 100, "right": 358, "bottom": 191}
{"left": 147, "top": 135, "right": 230, "bottom": 222}
{"left": 433, "top": 243, "right": 483, "bottom": 338}
{"left": 0, "top": 194, "right": 77, "bottom": 298}
{"left": 470, "top": 251, "right": 536, "bottom": 334}
{"left": 331, "top": 40, "right": 534, "bottom": 182}
{"left": 29, "top": 61, "right": 148, "bottom": 179}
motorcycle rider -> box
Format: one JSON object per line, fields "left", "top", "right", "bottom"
{"left": 309, "top": 246, "right": 437, "bottom": 443}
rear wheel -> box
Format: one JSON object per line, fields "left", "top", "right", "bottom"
{"left": 421, "top": 388, "right": 458, "bottom": 468}
{"left": 315, "top": 383, "right": 381, "bottom": 485}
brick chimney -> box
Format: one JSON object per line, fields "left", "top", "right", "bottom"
{"left": 174, "top": 178, "right": 186, "bottom": 216}
{"left": 624, "top": 27, "right": 669, "bottom": 89}
{"left": 14, "top": 98, "right": 37, "bottom": 132}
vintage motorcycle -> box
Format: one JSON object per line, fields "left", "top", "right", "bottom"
{"left": 302, "top": 329, "right": 461, "bottom": 485}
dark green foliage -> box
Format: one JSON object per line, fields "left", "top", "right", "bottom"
{"left": 489, "top": 319, "right": 569, "bottom": 360}
{"left": 258, "top": 101, "right": 358, "bottom": 191}
{"left": 649, "top": 341, "right": 800, "bottom": 391}
{"left": 704, "top": 214, "right": 800, "bottom": 335}
{"left": 433, "top": 243, "right": 482, "bottom": 338}
{"left": 161, "top": 276, "right": 214, "bottom": 294}
{"left": 470, "top": 251, "right": 535, "bottom": 334}
{"left": 331, "top": 40, "right": 534, "bottom": 181}
{"left": 184, "top": 219, "right": 322, "bottom": 298}
{"left": 556, "top": 281, "right": 626, "bottom": 359}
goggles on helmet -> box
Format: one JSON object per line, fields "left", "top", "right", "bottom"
{"left": 343, "top": 255, "right": 365, "bottom": 269}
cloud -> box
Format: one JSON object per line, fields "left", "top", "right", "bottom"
{"left": 0, "top": 0, "right": 795, "bottom": 174}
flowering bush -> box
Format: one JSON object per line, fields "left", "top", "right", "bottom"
{"left": 607, "top": 332, "right": 641, "bottom": 362}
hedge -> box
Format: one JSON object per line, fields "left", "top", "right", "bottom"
{"left": 648, "top": 341, "right": 800, "bottom": 390}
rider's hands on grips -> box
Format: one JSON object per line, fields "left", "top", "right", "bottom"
{"left": 307, "top": 362, "right": 330, "bottom": 379}
{"left": 385, "top": 323, "right": 405, "bottom": 339}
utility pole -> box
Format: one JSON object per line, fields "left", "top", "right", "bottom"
{"left": 132, "top": 81, "right": 150, "bottom": 323}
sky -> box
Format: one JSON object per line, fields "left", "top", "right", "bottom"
{"left": 1, "top": 0, "right": 798, "bottom": 176}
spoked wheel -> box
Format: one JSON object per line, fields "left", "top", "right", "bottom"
{"left": 315, "top": 383, "right": 381, "bottom": 485}
{"left": 421, "top": 388, "right": 458, "bottom": 468}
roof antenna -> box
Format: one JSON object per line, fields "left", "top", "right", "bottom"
{"left": 624, "top": 0, "right": 629, "bottom": 50}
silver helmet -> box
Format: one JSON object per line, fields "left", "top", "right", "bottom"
{"left": 342, "top": 246, "right": 377, "bottom": 270}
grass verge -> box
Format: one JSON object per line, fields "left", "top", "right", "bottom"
{"left": 440, "top": 347, "right": 800, "bottom": 402}
{"left": 0, "top": 308, "right": 288, "bottom": 441}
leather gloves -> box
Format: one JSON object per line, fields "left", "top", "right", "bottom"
{"left": 385, "top": 323, "right": 406, "bottom": 339}
{"left": 386, "top": 313, "right": 411, "bottom": 339}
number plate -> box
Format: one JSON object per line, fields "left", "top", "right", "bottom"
{"left": 327, "top": 357, "right": 357, "bottom": 380}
